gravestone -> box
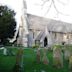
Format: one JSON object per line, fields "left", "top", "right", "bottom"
{"left": 53, "top": 47, "right": 63, "bottom": 68}
{"left": 0, "top": 47, "right": 7, "bottom": 55}
{"left": 3, "top": 48, "right": 7, "bottom": 55}
{"left": 64, "top": 48, "right": 70, "bottom": 61}
{"left": 36, "top": 48, "right": 41, "bottom": 63}
{"left": 42, "top": 48, "right": 49, "bottom": 65}
{"left": 13, "top": 48, "right": 24, "bottom": 72}
{"left": 69, "top": 55, "right": 72, "bottom": 71}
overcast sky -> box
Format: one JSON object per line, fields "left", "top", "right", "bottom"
{"left": 0, "top": 0, "right": 72, "bottom": 25}
{"left": 26, "top": 0, "right": 72, "bottom": 23}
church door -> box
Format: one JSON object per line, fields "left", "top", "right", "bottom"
{"left": 44, "top": 37, "right": 48, "bottom": 47}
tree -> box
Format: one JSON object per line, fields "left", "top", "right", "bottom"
{"left": 36, "top": 0, "right": 69, "bottom": 16}
{"left": 0, "top": 5, "right": 16, "bottom": 45}
{"left": 41, "top": 0, "right": 69, "bottom": 15}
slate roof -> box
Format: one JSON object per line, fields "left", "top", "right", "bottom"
{"left": 27, "top": 14, "right": 72, "bottom": 33}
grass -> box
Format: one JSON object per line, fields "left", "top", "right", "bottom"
{"left": 0, "top": 47, "right": 70, "bottom": 72}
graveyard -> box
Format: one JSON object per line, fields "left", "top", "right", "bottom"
{"left": 0, "top": 0, "right": 72, "bottom": 72}
{"left": 0, "top": 45, "right": 72, "bottom": 72}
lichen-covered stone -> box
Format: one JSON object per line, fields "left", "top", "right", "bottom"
{"left": 36, "top": 48, "right": 41, "bottom": 63}
{"left": 53, "top": 47, "right": 63, "bottom": 68}
{"left": 64, "top": 49, "right": 70, "bottom": 61}
{"left": 42, "top": 48, "right": 49, "bottom": 65}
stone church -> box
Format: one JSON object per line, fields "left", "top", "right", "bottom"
{"left": 17, "top": 13, "right": 72, "bottom": 47}
{"left": 17, "top": 0, "right": 72, "bottom": 47}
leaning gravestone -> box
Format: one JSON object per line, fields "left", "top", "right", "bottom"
{"left": 53, "top": 46, "right": 63, "bottom": 68}
{"left": 42, "top": 48, "right": 49, "bottom": 65}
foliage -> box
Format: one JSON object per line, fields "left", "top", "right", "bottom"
{"left": 52, "top": 44, "right": 63, "bottom": 50}
{"left": 0, "top": 5, "right": 16, "bottom": 45}
{"left": 32, "top": 44, "right": 39, "bottom": 48}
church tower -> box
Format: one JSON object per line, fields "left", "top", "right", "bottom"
{"left": 17, "top": 0, "right": 29, "bottom": 47}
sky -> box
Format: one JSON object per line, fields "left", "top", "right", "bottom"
{"left": 26, "top": 0, "right": 72, "bottom": 23}
{"left": 0, "top": 0, "right": 72, "bottom": 26}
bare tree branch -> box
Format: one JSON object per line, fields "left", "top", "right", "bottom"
{"left": 45, "top": 1, "right": 52, "bottom": 14}
{"left": 41, "top": 0, "right": 49, "bottom": 6}
{"left": 57, "top": 0, "right": 69, "bottom": 5}
{"left": 52, "top": 0, "right": 69, "bottom": 16}
{"left": 35, "top": 0, "right": 70, "bottom": 16}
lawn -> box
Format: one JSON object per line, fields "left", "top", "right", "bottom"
{"left": 0, "top": 47, "right": 69, "bottom": 72}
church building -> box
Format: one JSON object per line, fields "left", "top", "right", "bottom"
{"left": 17, "top": 0, "right": 72, "bottom": 47}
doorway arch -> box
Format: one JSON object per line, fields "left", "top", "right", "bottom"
{"left": 44, "top": 37, "right": 48, "bottom": 47}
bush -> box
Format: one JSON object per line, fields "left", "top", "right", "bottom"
{"left": 32, "top": 44, "right": 39, "bottom": 49}
{"left": 52, "top": 44, "right": 63, "bottom": 50}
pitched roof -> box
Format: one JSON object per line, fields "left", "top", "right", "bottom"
{"left": 35, "top": 30, "right": 44, "bottom": 41}
{"left": 27, "top": 14, "right": 72, "bottom": 33}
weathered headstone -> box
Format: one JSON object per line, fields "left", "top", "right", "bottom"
{"left": 36, "top": 48, "right": 41, "bottom": 63}
{"left": 64, "top": 48, "right": 70, "bottom": 61}
{"left": 53, "top": 47, "right": 63, "bottom": 68}
{"left": 3, "top": 48, "right": 7, "bottom": 55}
{"left": 13, "top": 48, "right": 23, "bottom": 72}
{"left": 42, "top": 48, "right": 49, "bottom": 65}
{"left": 0, "top": 47, "right": 7, "bottom": 55}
